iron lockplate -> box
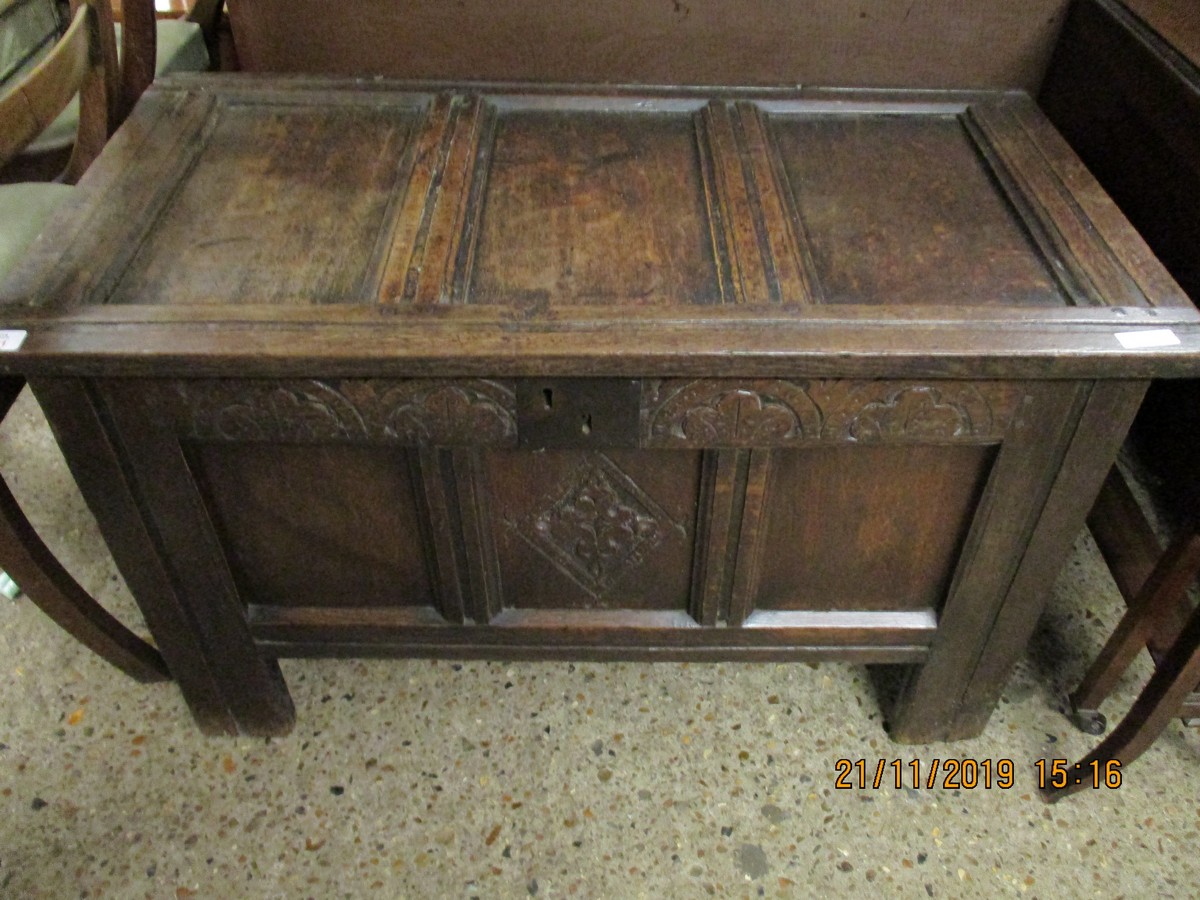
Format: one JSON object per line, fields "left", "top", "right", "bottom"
{"left": 516, "top": 378, "right": 642, "bottom": 450}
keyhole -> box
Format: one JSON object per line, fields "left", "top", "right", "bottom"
{"left": 542, "top": 388, "right": 554, "bottom": 410}
{"left": 581, "top": 413, "right": 592, "bottom": 435}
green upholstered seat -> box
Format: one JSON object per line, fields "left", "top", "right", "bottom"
{"left": 26, "top": 18, "right": 209, "bottom": 154}
{"left": 0, "top": 182, "right": 72, "bottom": 279}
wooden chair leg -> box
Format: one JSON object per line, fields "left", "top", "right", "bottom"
{"left": 1069, "top": 527, "right": 1200, "bottom": 734}
{"left": 0, "top": 474, "right": 171, "bottom": 682}
{"left": 0, "top": 377, "right": 169, "bottom": 683}
{"left": 1043, "top": 599, "right": 1200, "bottom": 802}
{"left": 0, "top": 475, "right": 171, "bottom": 681}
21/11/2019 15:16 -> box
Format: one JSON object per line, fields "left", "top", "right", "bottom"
{"left": 833, "top": 758, "right": 1123, "bottom": 790}
{"left": 1035, "top": 758, "right": 1123, "bottom": 790}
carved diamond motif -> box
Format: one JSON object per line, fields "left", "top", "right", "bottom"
{"left": 516, "top": 454, "right": 677, "bottom": 598}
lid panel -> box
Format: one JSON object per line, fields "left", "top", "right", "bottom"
{"left": 5, "top": 78, "right": 1196, "bottom": 379}
{"left": 770, "top": 113, "right": 1069, "bottom": 307}
{"left": 107, "top": 101, "right": 420, "bottom": 306}
{"left": 467, "top": 108, "right": 723, "bottom": 307}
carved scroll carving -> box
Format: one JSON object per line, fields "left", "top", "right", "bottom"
{"left": 644, "top": 380, "right": 823, "bottom": 445}
{"left": 508, "top": 454, "right": 681, "bottom": 598}
{"left": 181, "top": 379, "right": 517, "bottom": 446}
{"left": 643, "top": 379, "right": 1020, "bottom": 446}
{"left": 832, "top": 384, "right": 995, "bottom": 442}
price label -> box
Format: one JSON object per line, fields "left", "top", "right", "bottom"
{"left": 0, "top": 330, "right": 28, "bottom": 352}
{"left": 1114, "top": 328, "right": 1180, "bottom": 349}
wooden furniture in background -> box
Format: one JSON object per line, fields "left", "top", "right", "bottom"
{"left": 0, "top": 0, "right": 169, "bottom": 682}
{"left": 225, "top": 0, "right": 1072, "bottom": 91}
{"left": 2, "top": 0, "right": 214, "bottom": 183}
{"left": 0, "top": 76, "right": 1195, "bottom": 738}
{"left": 1042, "top": 0, "right": 1200, "bottom": 711}
{"left": 1083, "top": 468, "right": 1200, "bottom": 728}
{"left": 1035, "top": 0, "right": 1200, "bottom": 796}
{"left": 1041, "top": 524, "right": 1200, "bottom": 801}
{"left": 115, "top": 0, "right": 222, "bottom": 111}
{"left": 0, "top": 0, "right": 116, "bottom": 181}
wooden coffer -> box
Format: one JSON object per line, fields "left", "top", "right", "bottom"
{"left": 7, "top": 77, "right": 1197, "bottom": 678}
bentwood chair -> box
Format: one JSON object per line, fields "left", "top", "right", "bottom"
{"left": 7, "top": 0, "right": 214, "bottom": 182}
{"left": 0, "top": 0, "right": 169, "bottom": 681}
{"left": 1042, "top": 485, "right": 1200, "bottom": 802}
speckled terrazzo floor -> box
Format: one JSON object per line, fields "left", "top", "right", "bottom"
{"left": 1, "top": 388, "right": 1197, "bottom": 899}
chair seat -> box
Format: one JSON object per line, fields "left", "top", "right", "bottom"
{"left": 0, "top": 182, "right": 73, "bottom": 279}
{"left": 25, "top": 18, "right": 209, "bottom": 154}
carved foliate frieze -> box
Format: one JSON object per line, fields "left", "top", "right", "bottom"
{"left": 507, "top": 454, "right": 684, "bottom": 598}
{"left": 831, "top": 383, "right": 994, "bottom": 442}
{"left": 643, "top": 379, "right": 1021, "bottom": 446}
{"left": 179, "top": 379, "right": 518, "bottom": 446}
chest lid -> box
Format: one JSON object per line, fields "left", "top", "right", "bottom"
{"left": 3, "top": 76, "right": 1199, "bottom": 377}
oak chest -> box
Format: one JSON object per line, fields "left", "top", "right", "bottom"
{"left": 4, "top": 76, "right": 1199, "bottom": 740}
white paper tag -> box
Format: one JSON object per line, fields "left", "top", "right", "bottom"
{"left": 0, "top": 330, "right": 27, "bottom": 352}
{"left": 1114, "top": 329, "right": 1180, "bottom": 349}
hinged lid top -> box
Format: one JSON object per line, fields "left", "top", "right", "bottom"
{"left": 3, "top": 75, "right": 1199, "bottom": 377}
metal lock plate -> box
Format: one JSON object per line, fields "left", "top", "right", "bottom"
{"left": 516, "top": 378, "right": 642, "bottom": 450}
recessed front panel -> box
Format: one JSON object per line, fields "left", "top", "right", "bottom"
{"left": 752, "top": 444, "right": 997, "bottom": 612}
{"left": 188, "top": 443, "right": 435, "bottom": 609}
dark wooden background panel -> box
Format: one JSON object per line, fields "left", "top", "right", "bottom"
{"left": 186, "top": 443, "right": 436, "bottom": 609}
{"left": 108, "top": 102, "right": 421, "bottom": 306}
{"left": 770, "top": 113, "right": 1067, "bottom": 308}
{"left": 226, "top": 0, "right": 1070, "bottom": 91}
{"left": 481, "top": 449, "right": 701, "bottom": 611}
{"left": 469, "top": 110, "right": 721, "bottom": 307}
{"left": 751, "top": 445, "right": 998, "bottom": 612}
{"left": 1121, "top": 0, "right": 1200, "bottom": 69}
{"left": 1040, "top": 0, "right": 1200, "bottom": 306}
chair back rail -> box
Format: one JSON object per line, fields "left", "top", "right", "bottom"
{"left": 0, "top": 0, "right": 117, "bottom": 181}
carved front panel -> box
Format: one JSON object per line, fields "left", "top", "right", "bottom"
{"left": 162, "top": 376, "right": 1022, "bottom": 450}
{"left": 125, "top": 375, "right": 1027, "bottom": 630}
{"left": 480, "top": 450, "right": 701, "bottom": 611}
{"left": 643, "top": 379, "right": 1024, "bottom": 447}
{"left": 176, "top": 378, "right": 518, "bottom": 446}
